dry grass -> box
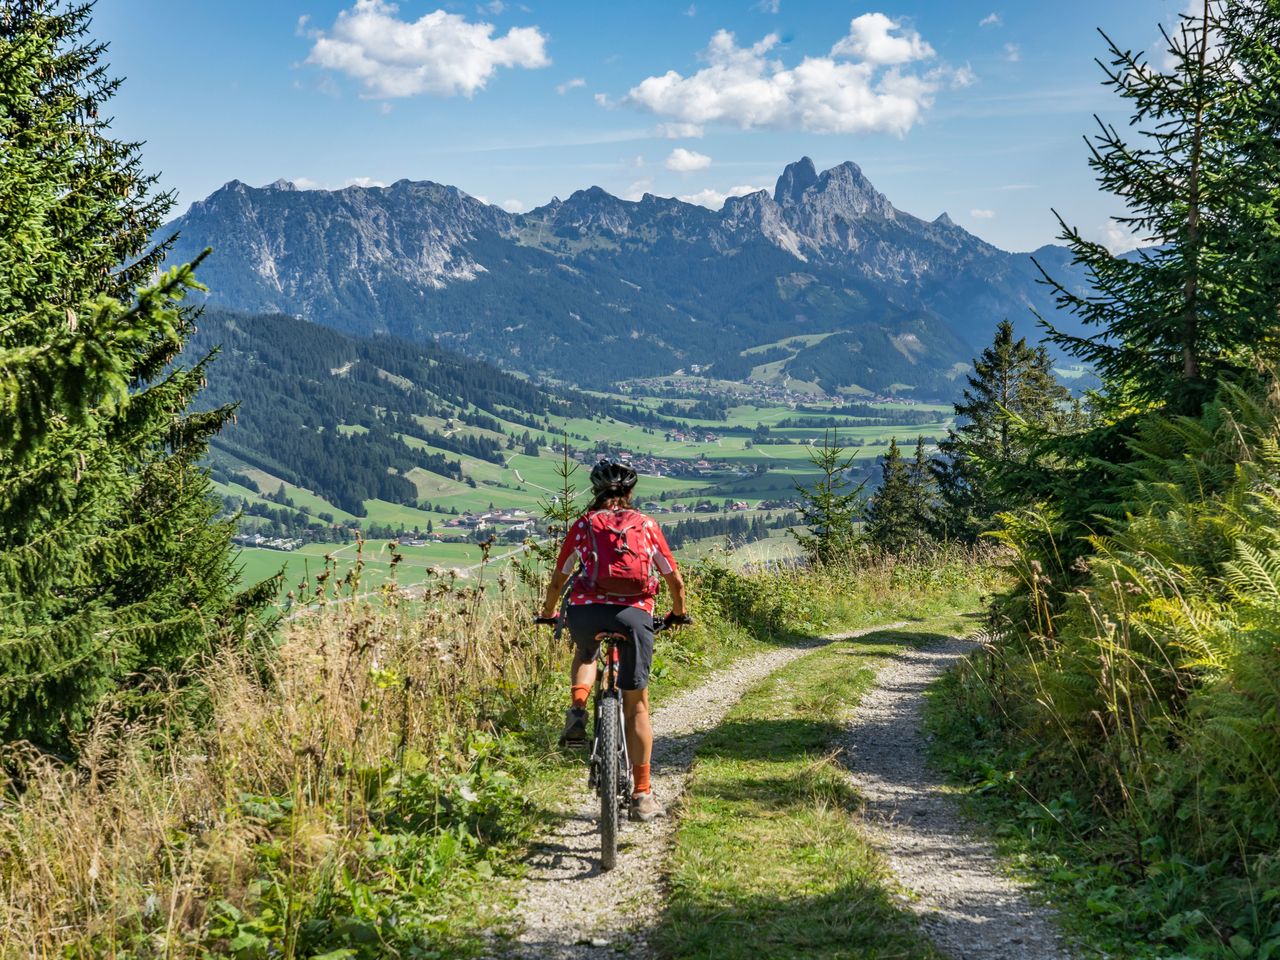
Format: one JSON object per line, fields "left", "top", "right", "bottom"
{"left": 0, "top": 563, "right": 560, "bottom": 958}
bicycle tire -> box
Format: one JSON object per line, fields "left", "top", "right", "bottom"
{"left": 597, "top": 693, "right": 621, "bottom": 871}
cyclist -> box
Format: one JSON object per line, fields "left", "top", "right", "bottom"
{"left": 538, "top": 459, "right": 689, "bottom": 822}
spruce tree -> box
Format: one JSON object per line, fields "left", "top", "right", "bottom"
{"left": 1038, "top": 1, "right": 1280, "bottom": 415}
{"left": 908, "top": 437, "right": 937, "bottom": 540}
{"left": 0, "top": 1, "right": 260, "bottom": 746}
{"left": 864, "top": 438, "right": 921, "bottom": 555}
{"left": 933, "top": 320, "right": 1072, "bottom": 540}
{"left": 791, "top": 430, "right": 863, "bottom": 565}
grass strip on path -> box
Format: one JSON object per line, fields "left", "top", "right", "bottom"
{"left": 655, "top": 617, "right": 975, "bottom": 960}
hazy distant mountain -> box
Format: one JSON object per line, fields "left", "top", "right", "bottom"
{"left": 165, "top": 158, "right": 1089, "bottom": 396}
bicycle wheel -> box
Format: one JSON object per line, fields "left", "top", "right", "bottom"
{"left": 597, "top": 693, "right": 620, "bottom": 871}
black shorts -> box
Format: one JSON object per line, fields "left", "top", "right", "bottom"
{"left": 564, "top": 604, "right": 655, "bottom": 691}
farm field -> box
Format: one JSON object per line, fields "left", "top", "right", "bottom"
{"left": 235, "top": 538, "right": 522, "bottom": 598}
{"left": 221, "top": 392, "right": 952, "bottom": 598}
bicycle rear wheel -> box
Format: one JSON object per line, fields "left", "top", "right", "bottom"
{"left": 597, "top": 693, "right": 621, "bottom": 871}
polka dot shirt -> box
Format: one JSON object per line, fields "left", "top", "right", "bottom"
{"left": 555, "top": 510, "right": 677, "bottom": 614}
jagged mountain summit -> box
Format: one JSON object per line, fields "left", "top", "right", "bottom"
{"left": 164, "top": 158, "right": 1087, "bottom": 395}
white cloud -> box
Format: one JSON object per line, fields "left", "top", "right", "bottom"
{"left": 500, "top": 198, "right": 526, "bottom": 212}
{"left": 556, "top": 77, "right": 586, "bottom": 94}
{"left": 979, "top": 12, "right": 1001, "bottom": 28}
{"left": 289, "top": 175, "right": 388, "bottom": 190}
{"left": 678, "top": 183, "right": 766, "bottom": 209}
{"left": 831, "top": 13, "right": 933, "bottom": 66}
{"left": 970, "top": 208, "right": 995, "bottom": 218}
{"left": 307, "top": 1, "right": 550, "bottom": 99}
{"left": 296, "top": 14, "right": 313, "bottom": 37}
{"left": 754, "top": 0, "right": 780, "bottom": 12}
{"left": 623, "top": 179, "right": 653, "bottom": 201}
{"left": 684, "top": 3, "right": 696, "bottom": 15}
{"left": 952, "top": 64, "right": 976, "bottom": 88}
{"left": 1004, "top": 42, "right": 1021, "bottom": 62}
{"left": 594, "top": 92, "right": 610, "bottom": 107}
{"left": 1099, "top": 218, "right": 1141, "bottom": 254}
{"left": 478, "top": 0, "right": 505, "bottom": 13}
{"left": 655, "top": 121, "right": 705, "bottom": 138}
{"left": 625, "top": 22, "right": 952, "bottom": 136}
{"left": 665, "top": 147, "right": 712, "bottom": 172}
{"left": 632, "top": 154, "right": 646, "bottom": 167}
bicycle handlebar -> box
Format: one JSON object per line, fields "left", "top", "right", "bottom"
{"left": 532, "top": 612, "right": 692, "bottom": 630}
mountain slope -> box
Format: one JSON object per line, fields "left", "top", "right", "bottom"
{"left": 187, "top": 308, "right": 569, "bottom": 515}
{"left": 166, "top": 159, "right": 1090, "bottom": 396}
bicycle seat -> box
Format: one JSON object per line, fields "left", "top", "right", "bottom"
{"left": 594, "top": 630, "right": 630, "bottom": 642}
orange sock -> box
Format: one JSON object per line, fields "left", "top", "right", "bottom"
{"left": 633, "top": 763, "right": 651, "bottom": 795}
{"left": 571, "top": 684, "right": 590, "bottom": 709}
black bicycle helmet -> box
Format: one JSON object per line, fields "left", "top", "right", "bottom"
{"left": 590, "top": 459, "right": 638, "bottom": 495}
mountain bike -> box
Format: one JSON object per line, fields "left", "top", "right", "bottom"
{"left": 535, "top": 613, "right": 689, "bottom": 871}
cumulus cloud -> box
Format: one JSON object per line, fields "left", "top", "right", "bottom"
{"left": 830, "top": 13, "right": 933, "bottom": 66}
{"left": 625, "top": 18, "right": 954, "bottom": 136}
{"left": 679, "top": 184, "right": 766, "bottom": 209}
{"left": 969, "top": 208, "right": 995, "bottom": 218}
{"left": 666, "top": 147, "right": 712, "bottom": 172}
{"left": 556, "top": 77, "right": 586, "bottom": 94}
{"left": 1004, "top": 42, "right": 1021, "bottom": 62}
{"left": 307, "top": 1, "right": 550, "bottom": 98}
{"left": 500, "top": 198, "right": 526, "bottom": 212}
{"left": 655, "top": 121, "right": 705, "bottom": 138}
{"left": 754, "top": 0, "right": 780, "bottom": 12}
{"left": 979, "top": 12, "right": 1001, "bottom": 27}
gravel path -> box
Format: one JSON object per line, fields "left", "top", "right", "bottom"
{"left": 504, "top": 623, "right": 906, "bottom": 960}
{"left": 840, "top": 636, "right": 1075, "bottom": 960}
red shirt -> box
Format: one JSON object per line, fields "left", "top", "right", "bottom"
{"left": 555, "top": 510, "right": 677, "bottom": 614}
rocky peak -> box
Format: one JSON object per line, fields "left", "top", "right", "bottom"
{"left": 810, "top": 161, "right": 895, "bottom": 220}
{"left": 774, "top": 157, "right": 819, "bottom": 206}
{"left": 264, "top": 178, "right": 297, "bottom": 192}
{"left": 721, "top": 189, "right": 807, "bottom": 260}
{"left": 934, "top": 212, "right": 956, "bottom": 228}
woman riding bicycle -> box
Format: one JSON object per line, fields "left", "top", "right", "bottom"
{"left": 538, "top": 459, "right": 689, "bottom": 822}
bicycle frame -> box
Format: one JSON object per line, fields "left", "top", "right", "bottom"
{"left": 587, "top": 631, "right": 633, "bottom": 798}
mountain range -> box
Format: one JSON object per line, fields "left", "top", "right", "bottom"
{"left": 165, "top": 157, "right": 1089, "bottom": 396}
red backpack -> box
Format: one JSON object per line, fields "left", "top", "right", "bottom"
{"left": 582, "top": 509, "right": 657, "bottom": 598}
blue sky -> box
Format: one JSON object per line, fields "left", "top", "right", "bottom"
{"left": 96, "top": 0, "right": 1189, "bottom": 253}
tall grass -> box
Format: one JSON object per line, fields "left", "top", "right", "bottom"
{"left": 0, "top": 558, "right": 560, "bottom": 958}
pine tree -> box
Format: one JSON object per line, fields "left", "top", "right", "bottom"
{"left": 791, "top": 430, "right": 864, "bottom": 565}
{"left": 0, "top": 1, "right": 261, "bottom": 746}
{"left": 932, "top": 320, "right": 1072, "bottom": 540}
{"left": 1038, "top": 1, "right": 1280, "bottom": 415}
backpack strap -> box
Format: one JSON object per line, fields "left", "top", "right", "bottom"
{"left": 584, "top": 510, "right": 600, "bottom": 592}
